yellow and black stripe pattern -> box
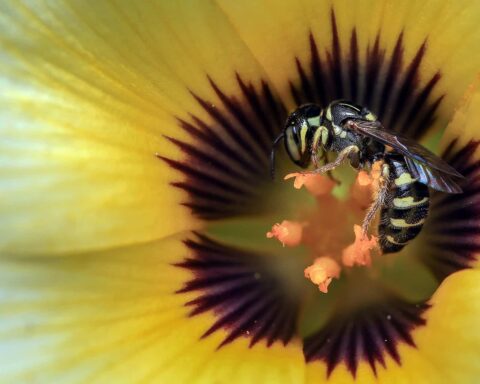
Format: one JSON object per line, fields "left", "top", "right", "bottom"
{"left": 379, "top": 154, "right": 430, "bottom": 253}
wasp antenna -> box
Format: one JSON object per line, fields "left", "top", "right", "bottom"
{"left": 270, "top": 133, "right": 284, "bottom": 180}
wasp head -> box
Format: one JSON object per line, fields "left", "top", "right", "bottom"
{"left": 282, "top": 104, "right": 321, "bottom": 168}
{"left": 270, "top": 104, "right": 321, "bottom": 179}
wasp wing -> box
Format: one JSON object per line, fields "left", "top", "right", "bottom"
{"left": 404, "top": 157, "right": 462, "bottom": 193}
{"left": 347, "top": 120, "right": 464, "bottom": 193}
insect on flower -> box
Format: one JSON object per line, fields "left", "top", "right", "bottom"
{"left": 271, "top": 100, "right": 465, "bottom": 253}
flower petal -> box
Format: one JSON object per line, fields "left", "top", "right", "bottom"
{"left": 409, "top": 270, "right": 480, "bottom": 382}
{"left": 419, "top": 77, "right": 480, "bottom": 279}
{"left": 218, "top": 0, "right": 480, "bottom": 134}
{"left": 0, "top": 1, "right": 277, "bottom": 254}
{"left": 303, "top": 276, "right": 430, "bottom": 381}
{"left": 0, "top": 234, "right": 305, "bottom": 383}
{"left": 305, "top": 270, "right": 480, "bottom": 383}
{"left": 440, "top": 74, "right": 480, "bottom": 151}
{"left": 159, "top": 75, "right": 286, "bottom": 220}
{"left": 0, "top": 111, "right": 198, "bottom": 254}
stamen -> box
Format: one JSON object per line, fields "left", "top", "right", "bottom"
{"left": 342, "top": 225, "right": 379, "bottom": 267}
{"left": 266, "top": 220, "right": 303, "bottom": 247}
{"left": 304, "top": 256, "right": 341, "bottom": 293}
{"left": 271, "top": 162, "right": 381, "bottom": 293}
{"left": 284, "top": 173, "right": 335, "bottom": 196}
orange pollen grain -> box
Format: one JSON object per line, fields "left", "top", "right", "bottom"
{"left": 350, "top": 161, "right": 384, "bottom": 210}
{"left": 357, "top": 170, "right": 373, "bottom": 186}
{"left": 304, "top": 257, "right": 341, "bottom": 293}
{"left": 356, "top": 161, "right": 382, "bottom": 187}
{"left": 266, "top": 220, "right": 303, "bottom": 247}
{"left": 342, "top": 225, "right": 379, "bottom": 267}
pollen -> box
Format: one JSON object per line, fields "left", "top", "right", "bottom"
{"left": 356, "top": 161, "right": 382, "bottom": 187}
{"left": 284, "top": 172, "right": 335, "bottom": 196}
{"left": 304, "top": 256, "right": 341, "bottom": 293}
{"left": 266, "top": 220, "right": 303, "bottom": 247}
{"left": 342, "top": 225, "right": 379, "bottom": 267}
{"left": 350, "top": 161, "right": 384, "bottom": 211}
{"left": 357, "top": 170, "right": 372, "bottom": 186}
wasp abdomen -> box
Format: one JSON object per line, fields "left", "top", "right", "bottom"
{"left": 379, "top": 155, "right": 430, "bottom": 254}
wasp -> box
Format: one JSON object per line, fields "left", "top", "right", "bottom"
{"left": 271, "top": 101, "right": 464, "bottom": 254}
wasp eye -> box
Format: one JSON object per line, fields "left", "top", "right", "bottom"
{"left": 285, "top": 126, "right": 301, "bottom": 163}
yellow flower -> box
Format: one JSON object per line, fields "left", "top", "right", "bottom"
{"left": 1, "top": 1, "right": 480, "bottom": 383}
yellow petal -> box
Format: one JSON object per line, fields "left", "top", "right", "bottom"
{"left": 417, "top": 75, "right": 480, "bottom": 279}
{"left": 306, "top": 270, "right": 480, "bottom": 383}
{"left": 1, "top": 1, "right": 271, "bottom": 118}
{"left": 440, "top": 74, "right": 480, "bottom": 153}
{"left": 0, "top": 114, "right": 198, "bottom": 254}
{"left": 410, "top": 270, "right": 480, "bottom": 382}
{"left": 0, "top": 234, "right": 305, "bottom": 383}
{"left": 218, "top": 0, "right": 480, "bottom": 134}
{"left": 0, "top": 1, "right": 277, "bottom": 254}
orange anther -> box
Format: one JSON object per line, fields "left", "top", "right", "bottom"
{"left": 342, "top": 225, "right": 379, "bottom": 267}
{"left": 266, "top": 220, "right": 303, "bottom": 247}
{"left": 304, "top": 257, "right": 341, "bottom": 293}
{"left": 284, "top": 172, "right": 335, "bottom": 196}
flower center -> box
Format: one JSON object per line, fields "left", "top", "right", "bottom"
{"left": 267, "top": 168, "right": 384, "bottom": 293}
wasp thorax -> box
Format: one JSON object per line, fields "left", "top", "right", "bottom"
{"left": 327, "top": 101, "right": 370, "bottom": 125}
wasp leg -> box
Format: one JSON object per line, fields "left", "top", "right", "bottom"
{"left": 311, "top": 150, "right": 340, "bottom": 184}
{"left": 361, "top": 163, "right": 390, "bottom": 237}
{"left": 324, "top": 152, "right": 341, "bottom": 184}
{"left": 305, "top": 145, "right": 359, "bottom": 175}
{"left": 311, "top": 145, "right": 323, "bottom": 169}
